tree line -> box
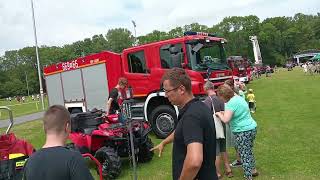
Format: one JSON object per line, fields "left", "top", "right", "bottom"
{"left": 0, "top": 13, "right": 319, "bottom": 98}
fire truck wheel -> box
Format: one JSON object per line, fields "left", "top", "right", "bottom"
{"left": 137, "top": 137, "right": 154, "bottom": 163}
{"left": 150, "top": 105, "right": 177, "bottom": 139}
{"left": 95, "top": 147, "right": 121, "bottom": 179}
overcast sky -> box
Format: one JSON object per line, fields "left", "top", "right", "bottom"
{"left": 0, "top": 0, "right": 319, "bottom": 55}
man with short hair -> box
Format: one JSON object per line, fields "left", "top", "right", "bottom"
{"left": 151, "top": 68, "right": 217, "bottom": 180}
{"left": 23, "top": 105, "right": 94, "bottom": 180}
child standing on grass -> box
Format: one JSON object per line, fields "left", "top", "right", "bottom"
{"left": 247, "top": 89, "right": 256, "bottom": 113}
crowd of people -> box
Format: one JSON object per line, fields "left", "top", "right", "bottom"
{"left": 152, "top": 68, "right": 259, "bottom": 180}
{"left": 5, "top": 94, "right": 41, "bottom": 103}
{"left": 301, "top": 62, "right": 320, "bottom": 75}
{"left": 22, "top": 68, "right": 260, "bottom": 180}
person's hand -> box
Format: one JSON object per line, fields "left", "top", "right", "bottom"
{"left": 215, "top": 112, "right": 222, "bottom": 117}
{"left": 150, "top": 142, "right": 165, "bottom": 157}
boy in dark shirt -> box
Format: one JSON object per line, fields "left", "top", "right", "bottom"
{"left": 23, "top": 105, "right": 93, "bottom": 180}
{"left": 105, "top": 77, "right": 128, "bottom": 115}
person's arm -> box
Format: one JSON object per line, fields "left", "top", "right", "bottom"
{"left": 105, "top": 98, "right": 113, "bottom": 115}
{"left": 216, "top": 110, "right": 233, "bottom": 123}
{"left": 179, "top": 142, "right": 203, "bottom": 180}
{"left": 70, "top": 154, "right": 94, "bottom": 180}
{"left": 150, "top": 131, "right": 175, "bottom": 157}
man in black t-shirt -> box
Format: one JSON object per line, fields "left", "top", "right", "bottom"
{"left": 151, "top": 68, "right": 217, "bottom": 180}
{"left": 106, "top": 77, "right": 128, "bottom": 115}
{"left": 23, "top": 105, "right": 93, "bottom": 180}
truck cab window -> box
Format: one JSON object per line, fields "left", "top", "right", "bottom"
{"left": 160, "top": 43, "right": 183, "bottom": 69}
{"left": 128, "top": 51, "right": 147, "bottom": 73}
{"left": 186, "top": 41, "right": 229, "bottom": 71}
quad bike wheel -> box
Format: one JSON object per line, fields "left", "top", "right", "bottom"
{"left": 95, "top": 147, "right": 121, "bottom": 179}
{"left": 137, "top": 137, "right": 154, "bottom": 163}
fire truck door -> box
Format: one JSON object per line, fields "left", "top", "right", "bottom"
{"left": 82, "top": 64, "right": 109, "bottom": 110}
{"left": 45, "top": 73, "right": 64, "bottom": 106}
{"left": 125, "top": 50, "right": 150, "bottom": 97}
{"left": 61, "top": 69, "right": 84, "bottom": 103}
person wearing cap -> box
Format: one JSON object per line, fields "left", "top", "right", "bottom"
{"left": 247, "top": 89, "right": 256, "bottom": 113}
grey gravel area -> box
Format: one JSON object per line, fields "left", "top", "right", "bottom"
{"left": 0, "top": 111, "right": 44, "bottom": 128}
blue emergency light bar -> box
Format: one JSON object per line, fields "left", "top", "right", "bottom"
{"left": 184, "top": 31, "right": 217, "bottom": 37}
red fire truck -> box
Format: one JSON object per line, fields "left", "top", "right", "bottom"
{"left": 227, "top": 56, "right": 252, "bottom": 83}
{"left": 43, "top": 31, "right": 233, "bottom": 138}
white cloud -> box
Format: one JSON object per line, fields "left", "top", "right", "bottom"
{"left": 0, "top": 0, "right": 319, "bottom": 55}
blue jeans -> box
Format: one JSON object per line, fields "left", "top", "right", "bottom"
{"left": 118, "top": 113, "right": 127, "bottom": 123}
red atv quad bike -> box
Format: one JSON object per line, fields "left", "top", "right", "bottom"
{"left": 0, "top": 106, "right": 35, "bottom": 180}
{"left": 0, "top": 107, "right": 104, "bottom": 180}
{"left": 67, "top": 109, "right": 154, "bottom": 179}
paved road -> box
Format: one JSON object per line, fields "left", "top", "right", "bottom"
{"left": 0, "top": 111, "right": 44, "bottom": 128}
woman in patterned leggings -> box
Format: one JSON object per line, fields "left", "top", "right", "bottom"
{"left": 215, "top": 85, "right": 259, "bottom": 180}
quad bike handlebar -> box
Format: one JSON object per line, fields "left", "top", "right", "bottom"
{"left": 0, "top": 106, "right": 14, "bottom": 134}
{"left": 106, "top": 118, "right": 145, "bottom": 130}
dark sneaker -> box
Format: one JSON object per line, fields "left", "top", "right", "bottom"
{"left": 252, "top": 172, "right": 259, "bottom": 177}
{"left": 230, "top": 160, "right": 242, "bottom": 167}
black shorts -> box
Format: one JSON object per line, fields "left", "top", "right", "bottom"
{"left": 216, "top": 138, "right": 226, "bottom": 155}
{"left": 249, "top": 102, "right": 255, "bottom": 109}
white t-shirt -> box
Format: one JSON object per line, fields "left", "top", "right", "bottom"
{"left": 302, "top": 64, "right": 308, "bottom": 72}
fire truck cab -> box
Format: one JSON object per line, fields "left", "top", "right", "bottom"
{"left": 227, "top": 56, "right": 251, "bottom": 83}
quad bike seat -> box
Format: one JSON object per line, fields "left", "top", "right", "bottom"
{"left": 71, "top": 112, "right": 103, "bottom": 133}
{"left": 81, "top": 127, "right": 98, "bottom": 135}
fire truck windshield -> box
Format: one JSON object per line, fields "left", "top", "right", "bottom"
{"left": 186, "top": 41, "right": 229, "bottom": 71}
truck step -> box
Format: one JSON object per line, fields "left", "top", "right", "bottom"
{"left": 130, "top": 103, "right": 144, "bottom": 119}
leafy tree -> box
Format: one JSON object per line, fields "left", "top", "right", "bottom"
{"left": 1, "top": 13, "right": 319, "bottom": 97}
{"left": 105, "top": 28, "right": 134, "bottom": 53}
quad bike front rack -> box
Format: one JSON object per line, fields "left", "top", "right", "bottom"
{"left": 0, "top": 106, "right": 14, "bottom": 134}
{"left": 82, "top": 153, "right": 103, "bottom": 180}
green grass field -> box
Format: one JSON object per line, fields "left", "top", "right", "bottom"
{"left": 1, "top": 67, "right": 320, "bottom": 180}
{"left": 0, "top": 96, "right": 48, "bottom": 120}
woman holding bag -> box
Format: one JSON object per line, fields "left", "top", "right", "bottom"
{"left": 215, "top": 85, "right": 259, "bottom": 180}
{"left": 203, "top": 81, "right": 233, "bottom": 179}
